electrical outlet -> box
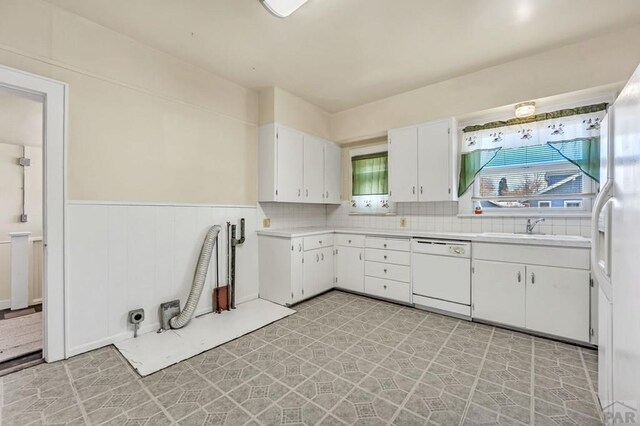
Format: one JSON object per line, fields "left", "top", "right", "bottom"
{"left": 400, "top": 217, "right": 407, "bottom": 227}
{"left": 262, "top": 218, "right": 271, "bottom": 228}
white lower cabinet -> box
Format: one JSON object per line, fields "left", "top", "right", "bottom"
{"left": 259, "top": 234, "right": 333, "bottom": 305}
{"left": 525, "top": 265, "right": 590, "bottom": 342}
{"left": 473, "top": 260, "right": 526, "bottom": 328}
{"left": 335, "top": 246, "right": 364, "bottom": 293}
{"left": 472, "top": 243, "right": 591, "bottom": 343}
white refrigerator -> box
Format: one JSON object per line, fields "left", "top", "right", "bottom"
{"left": 593, "top": 64, "right": 640, "bottom": 424}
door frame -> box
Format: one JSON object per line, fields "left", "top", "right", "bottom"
{"left": 0, "top": 64, "right": 68, "bottom": 362}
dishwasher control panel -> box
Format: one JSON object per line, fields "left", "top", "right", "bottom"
{"left": 411, "top": 238, "right": 471, "bottom": 258}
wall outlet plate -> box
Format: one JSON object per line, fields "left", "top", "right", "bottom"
{"left": 263, "top": 218, "right": 271, "bottom": 228}
{"left": 400, "top": 217, "right": 407, "bottom": 227}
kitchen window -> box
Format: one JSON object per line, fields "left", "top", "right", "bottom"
{"left": 349, "top": 145, "right": 393, "bottom": 214}
{"left": 458, "top": 102, "right": 607, "bottom": 215}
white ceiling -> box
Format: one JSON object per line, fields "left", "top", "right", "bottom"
{"left": 46, "top": 0, "right": 640, "bottom": 112}
{"left": 0, "top": 87, "right": 43, "bottom": 147}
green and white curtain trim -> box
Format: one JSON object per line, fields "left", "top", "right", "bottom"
{"left": 457, "top": 103, "right": 607, "bottom": 196}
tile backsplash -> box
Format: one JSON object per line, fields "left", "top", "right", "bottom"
{"left": 327, "top": 201, "right": 591, "bottom": 236}
{"left": 258, "top": 201, "right": 592, "bottom": 237}
{"left": 258, "top": 202, "right": 328, "bottom": 229}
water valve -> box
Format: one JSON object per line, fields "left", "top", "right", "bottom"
{"left": 128, "top": 308, "right": 145, "bottom": 338}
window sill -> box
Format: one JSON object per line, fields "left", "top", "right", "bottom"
{"left": 349, "top": 212, "right": 397, "bottom": 217}
{"left": 457, "top": 213, "right": 591, "bottom": 218}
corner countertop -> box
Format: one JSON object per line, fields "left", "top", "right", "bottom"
{"left": 256, "top": 227, "right": 591, "bottom": 249}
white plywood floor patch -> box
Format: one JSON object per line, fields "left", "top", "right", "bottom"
{"left": 115, "top": 298, "right": 295, "bottom": 376}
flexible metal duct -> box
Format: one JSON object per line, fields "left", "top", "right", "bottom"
{"left": 170, "top": 225, "right": 221, "bottom": 329}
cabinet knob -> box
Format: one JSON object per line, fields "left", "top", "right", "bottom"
{"left": 531, "top": 272, "right": 535, "bottom": 284}
{"left": 384, "top": 255, "right": 387, "bottom": 259}
{"left": 359, "top": 253, "right": 362, "bottom": 260}
{"left": 384, "top": 269, "right": 387, "bottom": 273}
{"left": 420, "top": 186, "right": 423, "bottom": 194}
{"left": 319, "top": 240, "right": 322, "bottom": 244}
{"left": 298, "top": 189, "right": 301, "bottom": 196}
{"left": 412, "top": 186, "right": 416, "bottom": 194}
{"left": 383, "top": 285, "right": 387, "bottom": 289}
{"left": 348, "top": 239, "right": 352, "bottom": 243}
{"left": 321, "top": 253, "right": 324, "bottom": 261}
{"left": 383, "top": 243, "right": 387, "bottom": 248}
{"left": 326, "top": 191, "right": 329, "bottom": 198}
{"left": 306, "top": 189, "right": 309, "bottom": 197}
{"left": 316, "top": 254, "right": 319, "bottom": 262}
{"left": 517, "top": 272, "right": 521, "bottom": 283}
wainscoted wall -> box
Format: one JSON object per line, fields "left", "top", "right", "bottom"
{"left": 257, "top": 202, "right": 328, "bottom": 229}
{"left": 0, "top": 238, "right": 42, "bottom": 309}
{"left": 327, "top": 201, "right": 592, "bottom": 237}
{"left": 66, "top": 202, "right": 258, "bottom": 356}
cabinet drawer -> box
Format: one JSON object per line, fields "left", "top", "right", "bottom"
{"left": 335, "top": 234, "right": 365, "bottom": 248}
{"left": 304, "top": 234, "right": 334, "bottom": 251}
{"left": 365, "top": 261, "right": 410, "bottom": 283}
{"left": 365, "top": 277, "right": 412, "bottom": 303}
{"left": 365, "top": 248, "right": 411, "bottom": 266}
{"left": 365, "top": 237, "right": 410, "bottom": 252}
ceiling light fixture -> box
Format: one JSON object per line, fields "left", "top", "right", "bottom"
{"left": 515, "top": 101, "right": 536, "bottom": 118}
{"left": 260, "top": 0, "right": 309, "bottom": 18}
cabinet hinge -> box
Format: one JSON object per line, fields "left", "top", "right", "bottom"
{"left": 472, "top": 266, "right": 475, "bottom": 274}
{"left": 448, "top": 128, "right": 450, "bottom": 135}
{"left": 590, "top": 327, "right": 595, "bottom": 336}
{"left": 292, "top": 245, "right": 294, "bottom": 251}
{"left": 302, "top": 289, "right": 304, "bottom": 295}
{"left": 335, "top": 249, "right": 338, "bottom": 255}
{"left": 472, "top": 303, "right": 475, "bottom": 312}
{"left": 590, "top": 277, "right": 594, "bottom": 287}
{"left": 302, "top": 257, "right": 304, "bottom": 264}
{"left": 291, "top": 292, "right": 294, "bottom": 298}
{"left": 275, "top": 189, "right": 278, "bottom": 196}
{"left": 335, "top": 277, "right": 338, "bottom": 283}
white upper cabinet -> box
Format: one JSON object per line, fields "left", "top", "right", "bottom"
{"left": 303, "top": 135, "right": 325, "bottom": 203}
{"left": 418, "top": 119, "right": 456, "bottom": 201}
{"left": 276, "top": 126, "right": 304, "bottom": 202}
{"left": 388, "top": 126, "right": 418, "bottom": 202}
{"left": 388, "top": 118, "right": 457, "bottom": 203}
{"left": 258, "top": 123, "right": 341, "bottom": 204}
{"left": 324, "top": 142, "right": 342, "bottom": 204}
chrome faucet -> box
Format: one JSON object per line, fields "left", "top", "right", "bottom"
{"left": 526, "top": 218, "right": 545, "bottom": 234}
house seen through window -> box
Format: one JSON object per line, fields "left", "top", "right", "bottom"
{"left": 476, "top": 143, "right": 591, "bottom": 210}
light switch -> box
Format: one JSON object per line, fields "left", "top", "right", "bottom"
{"left": 400, "top": 217, "right": 407, "bottom": 227}
{"left": 263, "top": 218, "right": 271, "bottom": 228}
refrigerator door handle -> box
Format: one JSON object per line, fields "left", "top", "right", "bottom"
{"left": 591, "top": 179, "right": 614, "bottom": 287}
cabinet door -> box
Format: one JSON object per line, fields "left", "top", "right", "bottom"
{"left": 473, "top": 260, "right": 526, "bottom": 328}
{"left": 302, "top": 248, "right": 319, "bottom": 299}
{"left": 418, "top": 120, "right": 452, "bottom": 201}
{"left": 303, "top": 135, "right": 325, "bottom": 203}
{"left": 276, "top": 126, "right": 304, "bottom": 202}
{"left": 336, "top": 247, "right": 364, "bottom": 293}
{"left": 388, "top": 127, "right": 418, "bottom": 202}
{"left": 324, "top": 142, "right": 342, "bottom": 204}
{"left": 291, "top": 238, "right": 304, "bottom": 303}
{"left": 318, "top": 247, "right": 335, "bottom": 293}
{"left": 525, "top": 265, "right": 590, "bottom": 342}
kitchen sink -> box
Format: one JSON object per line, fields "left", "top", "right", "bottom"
{"left": 480, "top": 232, "right": 588, "bottom": 241}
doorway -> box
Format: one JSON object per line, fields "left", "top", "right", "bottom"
{"left": 0, "top": 85, "right": 44, "bottom": 373}
{"left": 0, "top": 64, "right": 67, "bottom": 368}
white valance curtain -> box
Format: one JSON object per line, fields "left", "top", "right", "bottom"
{"left": 458, "top": 103, "right": 607, "bottom": 196}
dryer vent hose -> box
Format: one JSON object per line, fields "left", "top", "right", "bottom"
{"left": 169, "top": 225, "right": 221, "bottom": 329}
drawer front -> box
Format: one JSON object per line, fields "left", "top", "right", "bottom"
{"left": 335, "top": 234, "right": 365, "bottom": 248}
{"left": 304, "top": 234, "right": 334, "bottom": 251}
{"left": 365, "top": 277, "right": 412, "bottom": 303}
{"left": 365, "top": 261, "right": 410, "bottom": 283}
{"left": 473, "top": 243, "right": 589, "bottom": 270}
{"left": 365, "top": 237, "right": 410, "bottom": 252}
{"left": 365, "top": 248, "right": 411, "bottom": 266}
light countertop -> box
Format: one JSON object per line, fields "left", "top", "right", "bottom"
{"left": 256, "top": 227, "right": 591, "bottom": 248}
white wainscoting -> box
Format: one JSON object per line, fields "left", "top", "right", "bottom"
{"left": 66, "top": 201, "right": 258, "bottom": 357}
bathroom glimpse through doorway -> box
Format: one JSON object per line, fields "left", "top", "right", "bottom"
{"left": 0, "top": 65, "right": 67, "bottom": 367}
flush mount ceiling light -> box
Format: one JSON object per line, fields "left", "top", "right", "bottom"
{"left": 260, "top": 0, "right": 310, "bottom": 18}
{"left": 515, "top": 101, "right": 536, "bottom": 118}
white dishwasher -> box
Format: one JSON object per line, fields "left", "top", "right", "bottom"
{"left": 411, "top": 239, "right": 471, "bottom": 317}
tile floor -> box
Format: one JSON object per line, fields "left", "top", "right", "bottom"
{"left": 0, "top": 291, "right": 602, "bottom": 425}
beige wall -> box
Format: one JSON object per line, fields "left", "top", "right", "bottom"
{"left": 0, "top": 0, "right": 259, "bottom": 205}
{"left": 259, "top": 86, "right": 331, "bottom": 140}
{"left": 330, "top": 25, "right": 640, "bottom": 143}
